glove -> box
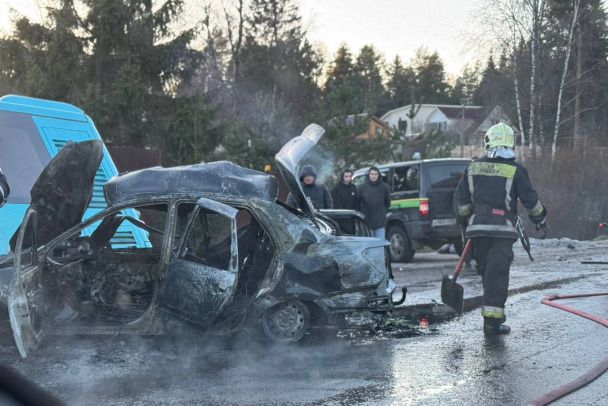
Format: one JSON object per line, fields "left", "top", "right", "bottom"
{"left": 529, "top": 206, "right": 547, "bottom": 224}
{"left": 536, "top": 222, "right": 548, "bottom": 239}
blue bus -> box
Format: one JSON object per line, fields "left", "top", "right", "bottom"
{"left": 0, "top": 95, "right": 149, "bottom": 254}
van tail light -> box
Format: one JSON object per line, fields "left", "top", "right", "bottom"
{"left": 419, "top": 198, "right": 429, "bottom": 216}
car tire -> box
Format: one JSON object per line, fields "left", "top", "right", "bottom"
{"left": 388, "top": 226, "right": 415, "bottom": 263}
{"left": 261, "top": 300, "right": 310, "bottom": 344}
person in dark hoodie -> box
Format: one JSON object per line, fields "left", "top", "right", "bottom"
{"left": 331, "top": 168, "right": 359, "bottom": 234}
{"left": 286, "top": 165, "right": 333, "bottom": 210}
{"left": 357, "top": 166, "right": 390, "bottom": 239}
{"left": 331, "top": 169, "right": 358, "bottom": 210}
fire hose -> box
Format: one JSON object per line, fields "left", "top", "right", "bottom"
{"left": 527, "top": 292, "right": 608, "bottom": 406}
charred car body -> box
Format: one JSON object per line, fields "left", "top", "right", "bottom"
{"left": 0, "top": 124, "right": 403, "bottom": 358}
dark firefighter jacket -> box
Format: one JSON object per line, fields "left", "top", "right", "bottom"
{"left": 331, "top": 181, "right": 359, "bottom": 210}
{"left": 455, "top": 156, "right": 545, "bottom": 239}
{"left": 358, "top": 177, "right": 391, "bottom": 230}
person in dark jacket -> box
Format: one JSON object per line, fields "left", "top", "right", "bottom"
{"left": 286, "top": 165, "right": 333, "bottom": 210}
{"left": 0, "top": 167, "right": 9, "bottom": 208}
{"left": 357, "top": 166, "right": 390, "bottom": 238}
{"left": 456, "top": 123, "right": 548, "bottom": 335}
{"left": 331, "top": 168, "right": 359, "bottom": 234}
{"left": 331, "top": 169, "right": 358, "bottom": 210}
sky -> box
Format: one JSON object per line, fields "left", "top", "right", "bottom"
{"left": 1, "top": 0, "right": 478, "bottom": 75}
{"left": 0, "top": 0, "right": 41, "bottom": 34}
{"left": 299, "top": 0, "right": 478, "bottom": 75}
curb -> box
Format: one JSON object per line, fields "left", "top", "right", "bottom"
{"left": 391, "top": 275, "right": 588, "bottom": 319}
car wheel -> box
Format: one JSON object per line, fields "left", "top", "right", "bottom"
{"left": 388, "top": 226, "right": 415, "bottom": 263}
{"left": 261, "top": 300, "right": 310, "bottom": 343}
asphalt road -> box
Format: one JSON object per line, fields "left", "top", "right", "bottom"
{"left": 1, "top": 249, "right": 607, "bottom": 405}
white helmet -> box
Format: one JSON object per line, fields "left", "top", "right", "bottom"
{"left": 484, "top": 123, "right": 515, "bottom": 150}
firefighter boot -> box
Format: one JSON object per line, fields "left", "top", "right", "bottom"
{"left": 483, "top": 317, "right": 510, "bottom": 335}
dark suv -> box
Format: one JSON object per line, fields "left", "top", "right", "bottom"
{"left": 353, "top": 158, "right": 469, "bottom": 263}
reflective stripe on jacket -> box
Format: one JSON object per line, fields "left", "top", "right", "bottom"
{"left": 455, "top": 156, "right": 543, "bottom": 239}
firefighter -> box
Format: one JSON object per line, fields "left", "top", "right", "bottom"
{"left": 455, "top": 123, "right": 548, "bottom": 335}
{"left": 0, "top": 167, "right": 9, "bottom": 208}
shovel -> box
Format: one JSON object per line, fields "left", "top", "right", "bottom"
{"left": 441, "top": 239, "right": 472, "bottom": 314}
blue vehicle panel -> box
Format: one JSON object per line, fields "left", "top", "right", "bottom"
{"left": 0, "top": 95, "right": 149, "bottom": 254}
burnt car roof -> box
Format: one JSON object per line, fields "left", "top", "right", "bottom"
{"left": 104, "top": 161, "right": 279, "bottom": 206}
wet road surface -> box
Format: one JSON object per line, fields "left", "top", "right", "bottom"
{"left": 1, "top": 255, "right": 607, "bottom": 405}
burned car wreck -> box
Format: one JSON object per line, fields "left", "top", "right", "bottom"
{"left": 1, "top": 124, "right": 404, "bottom": 358}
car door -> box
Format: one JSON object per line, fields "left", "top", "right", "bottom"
{"left": 425, "top": 162, "right": 468, "bottom": 225}
{"left": 8, "top": 206, "right": 42, "bottom": 358}
{"left": 162, "top": 197, "right": 239, "bottom": 333}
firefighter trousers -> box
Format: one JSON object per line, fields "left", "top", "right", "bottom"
{"left": 472, "top": 237, "right": 516, "bottom": 311}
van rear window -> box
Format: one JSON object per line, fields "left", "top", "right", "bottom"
{"left": 0, "top": 111, "right": 51, "bottom": 203}
{"left": 393, "top": 165, "right": 419, "bottom": 192}
{"left": 428, "top": 164, "right": 466, "bottom": 189}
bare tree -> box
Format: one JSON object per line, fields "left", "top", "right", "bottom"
{"left": 222, "top": 0, "right": 246, "bottom": 88}
{"left": 220, "top": 0, "right": 247, "bottom": 111}
{"left": 523, "top": 0, "right": 548, "bottom": 154}
{"left": 552, "top": 0, "right": 581, "bottom": 159}
{"left": 467, "top": 0, "right": 530, "bottom": 148}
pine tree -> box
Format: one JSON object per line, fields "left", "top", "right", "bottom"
{"left": 353, "top": 45, "right": 385, "bottom": 113}
{"left": 0, "top": 0, "right": 217, "bottom": 165}
{"left": 411, "top": 47, "right": 451, "bottom": 104}
{"left": 324, "top": 44, "right": 355, "bottom": 94}
{"left": 383, "top": 56, "right": 415, "bottom": 113}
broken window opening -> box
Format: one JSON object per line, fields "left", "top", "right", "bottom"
{"left": 177, "top": 203, "right": 274, "bottom": 301}
{"left": 179, "top": 205, "right": 232, "bottom": 270}
{"left": 234, "top": 208, "right": 273, "bottom": 300}
{"left": 39, "top": 203, "right": 168, "bottom": 327}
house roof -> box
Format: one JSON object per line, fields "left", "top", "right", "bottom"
{"left": 328, "top": 114, "right": 389, "bottom": 130}
{"left": 380, "top": 103, "right": 519, "bottom": 136}
{"left": 381, "top": 104, "right": 484, "bottom": 121}
{"left": 436, "top": 106, "right": 484, "bottom": 120}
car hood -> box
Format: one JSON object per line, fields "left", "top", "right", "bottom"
{"left": 275, "top": 124, "right": 325, "bottom": 223}
{"left": 9, "top": 139, "right": 103, "bottom": 251}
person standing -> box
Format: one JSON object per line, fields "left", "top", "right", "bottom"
{"left": 331, "top": 169, "right": 358, "bottom": 210}
{"left": 358, "top": 166, "right": 390, "bottom": 239}
{"left": 0, "top": 167, "right": 9, "bottom": 208}
{"left": 286, "top": 165, "right": 333, "bottom": 210}
{"left": 331, "top": 168, "right": 359, "bottom": 234}
{"left": 455, "top": 123, "right": 548, "bottom": 335}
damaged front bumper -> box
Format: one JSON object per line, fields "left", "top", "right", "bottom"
{"left": 317, "top": 279, "right": 407, "bottom": 330}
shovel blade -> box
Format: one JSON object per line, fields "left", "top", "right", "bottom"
{"left": 441, "top": 275, "right": 464, "bottom": 313}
